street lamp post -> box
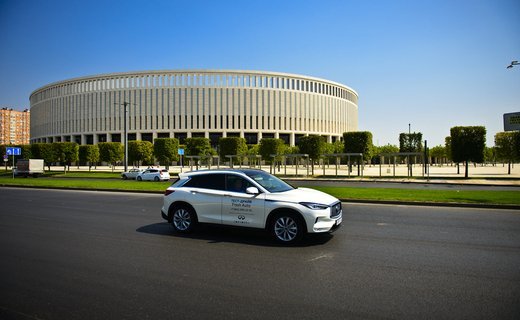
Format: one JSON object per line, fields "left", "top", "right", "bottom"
{"left": 115, "top": 102, "right": 133, "bottom": 172}
{"left": 506, "top": 60, "right": 518, "bottom": 69}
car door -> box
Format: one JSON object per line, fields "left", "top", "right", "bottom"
{"left": 138, "top": 169, "right": 149, "bottom": 180}
{"left": 221, "top": 174, "right": 266, "bottom": 228}
{"left": 181, "top": 173, "right": 226, "bottom": 224}
{"left": 144, "top": 169, "right": 158, "bottom": 181}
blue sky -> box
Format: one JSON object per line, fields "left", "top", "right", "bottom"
{"left": 1, "top": 0, "right": 519, "bottom": 147}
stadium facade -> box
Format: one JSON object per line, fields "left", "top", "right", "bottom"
{"left": 30, "top": 70, "right": 358, "bottom": 147}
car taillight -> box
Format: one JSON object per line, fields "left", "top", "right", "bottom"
{"left": 164, "top": 189, "right": 175, "bottom": 196}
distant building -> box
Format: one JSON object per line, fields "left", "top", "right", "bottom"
{"left": 0, "top": 108, "right": 30, "bottom": 145}
{"left": 30, "top": 70, "right": 359, "bottom": 146}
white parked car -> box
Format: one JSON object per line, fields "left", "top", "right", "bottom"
{"left": 137, "top": 168, "right": 170, "bottom": 181}
{"left": 121, "top": 168, "right": 144, "bottom": 180}
{"left": 161, "top": 169, "right": 342, "bottom": 244}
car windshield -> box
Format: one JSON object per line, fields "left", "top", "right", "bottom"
{"left": 244, "top": 171, "right": 294, "bottom": 193}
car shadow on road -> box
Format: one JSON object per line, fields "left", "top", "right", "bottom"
{"left": 136, "top": 222, "right": 335, "bottom": 247}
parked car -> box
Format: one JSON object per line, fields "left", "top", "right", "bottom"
{"left": 137, "top": 168, "right": 170, "bottom": 181}
{"left": 161, "top": 169, "right": 342, "bottom": 244}
{"left": 121, "top": 168, "right": 144, "bottom": 180}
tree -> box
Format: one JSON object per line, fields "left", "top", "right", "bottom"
{"left": 31, "top": 143, "right": 57, "bottom": 171}
{"left": 333, "top": 140, "right": 344, "bottom": 154}
{"left": 283, "top": 145, "right": 300, "bottom": 155}
{"left": 218, "top": 137, "right": 248, "bottom": 163}
{"left": 129, "top": 141, "right": 154, "bottom": 166}
{"left": 343, "top": 131, "right": 373, "bottom": 161}
{"left": 343, "top": 132, "right": 373, "bottom": 175}
{"left": 20, "top": 144, "right": 32, "bottom": 159}
{"left": 450, "top": 126, "right": 486, "bottom": 178}
{"left": 297, "top": 135, "right": 326, "bottom": 175}
{"left": 514, "top": 131, "right": 520, "bottom": 159}
{"left": 429, "top": 145, "right": 447, "bottom": 165}
{"left": 484, "top": 147, "right": 496, "bottom": 165}
{"left": 378, "top": 144, "right": 399, "bottom": 154}
{"left": 79, "top": 145, "right": 100, "bottom": 171}
{"left": 372, "top": 144, "right": 399, "bottom": 164}
{"left": 53, "top": 142, "right": 79, "bottom": 172}
{"left": 98, "top": 142, "right": 124, "bottom": 171}
{"left": 154, "top": 138, "right": 180, "bottom": 168}
{"left": 259, "top": 138, "right": 285, "bottom": 163}
{"left": 185, "top": 137, "right": 213, "bottom": 166}
{"left": 495, "top": 131, "right": 519, "bottom": 174}
{"left": 247, "top": 144, "right": 260, "bottom": 156}
{"left": 185, "top": 137, "right": 212, "bottom": 157}
{"left": 399, "top": 132, "right": 423, "bottom": 175}
{"left": 399, "top": 132, "right": 423, "bottom": 153}
{"left": 444, "top": 136, "right": 452, "bottom": 163}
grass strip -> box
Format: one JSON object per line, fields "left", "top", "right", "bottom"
{"left": 1, "top": 177, "right": 519, "bottom": 205}
{"left": 0, "top": 177, "right": 169, "bottom": 192}
{"left": 311, "top": 186, "right": 520, "bottom": 205}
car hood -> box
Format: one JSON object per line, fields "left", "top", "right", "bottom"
{"left": 265, "top": 187, "right": 339, "bottom": 206}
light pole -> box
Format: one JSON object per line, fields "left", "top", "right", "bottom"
{"left": 506, "top": 60, "right": 518, "bottom": 69}
{"left": 115, "top": 101, "right": 134, "bottom": 172}
{"left": 408, "top": 123, "right": 411, "bottom": 134}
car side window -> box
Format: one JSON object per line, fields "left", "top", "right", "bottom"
{"left": 226, "top": 175, "right": 253, "bottom": 193}
{"left": 183, "top": 174, "right": 226, "bottom": 191}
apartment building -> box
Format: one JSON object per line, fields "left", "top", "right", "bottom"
{"left": 0, "top": 108, "right": 30, "bottom": 145}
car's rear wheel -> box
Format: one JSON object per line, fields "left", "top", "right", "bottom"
{"left": 271, "top": 213, "right": 304, "bottom": 244}
{"left": 137, "top": 176, "right": 142, "bottom": 181}
{"left": 154, "top": 176, "right": 159, "bottom": 181}
{"left": 171, "top": 205, "right": 197, "bottom": 233}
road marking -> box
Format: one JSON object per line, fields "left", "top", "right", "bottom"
{"left": 308, "top": 254, "right": 333, "bottom": 262}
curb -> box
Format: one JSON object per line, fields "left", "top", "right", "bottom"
{"left": 340, "top": 198, "right": 520, "bottom": 210}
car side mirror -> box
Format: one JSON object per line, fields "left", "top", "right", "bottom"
{"left": 246, "top": 187, "right": 259, "bottom": 195}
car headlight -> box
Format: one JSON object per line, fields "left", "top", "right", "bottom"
{"left": 299, "top": 202, "right": 329, "bottom": 210}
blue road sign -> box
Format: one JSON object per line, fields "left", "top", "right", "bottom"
{"left": 178, "top": 148, "right": 185, "bottom": 156}
{"left": 6, "top": 147, "right": 21, "bottom": 156}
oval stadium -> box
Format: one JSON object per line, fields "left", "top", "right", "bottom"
{"left": 30, "top": 70, "right": 358, "bottom": 147}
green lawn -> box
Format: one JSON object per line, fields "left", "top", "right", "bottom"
{"left": 310, "top": 186, "right": 520, "bottom": 205}
{"left": 1, "top": 175, "right": 519, "bottom": 206}
{"left": 0, "top": 176, "right": 170, "bottom": 192}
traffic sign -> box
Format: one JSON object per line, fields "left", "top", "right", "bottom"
{"left": 178, "top": 148, "right": 185, "bottom": 156}
{"left": 6, "top": 147, "right": 21, "bottom": 156}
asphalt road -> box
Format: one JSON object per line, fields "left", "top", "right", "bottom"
{"left": 1, "top": 188, "right": 519, "bottom": 320}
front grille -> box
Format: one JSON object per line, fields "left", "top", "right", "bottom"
{"left": 330, "top": 201, "right": 342, "bottom": 218}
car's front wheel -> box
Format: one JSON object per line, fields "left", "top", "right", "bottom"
{"left": 171, "top": 205, "right": 197, "bottom": 233}
{"left": 137, "top": 176, "right": 142, "bottom": 181}
{"left": 270, "top": 213, "right": 304, "bottom": 244}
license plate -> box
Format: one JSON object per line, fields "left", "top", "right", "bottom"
{"left": 336, "top": 216, "right": 342, "bottom": 225}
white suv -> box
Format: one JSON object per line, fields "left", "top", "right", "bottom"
{"left": 161, "top": 169, "right": 342, "bottom": 244}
